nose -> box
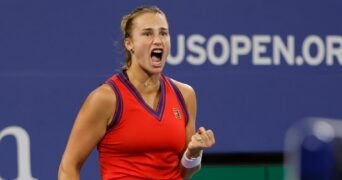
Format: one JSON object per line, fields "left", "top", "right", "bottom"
{"left": 152, "top": 35, "right": 162, "bottom": 46}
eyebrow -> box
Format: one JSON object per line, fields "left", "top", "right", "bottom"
{"left": 141, "top": 27, "right": 169, "bottom": 31}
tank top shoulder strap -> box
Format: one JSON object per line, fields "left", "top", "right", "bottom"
{"left": 104, "top": 74, "right": 123, "bottom": 131}
{"left": 163, "top": 75, "right": 189, "bottom": 123}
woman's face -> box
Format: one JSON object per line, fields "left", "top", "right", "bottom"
{"left": 125, "top": 12, "right": 170, "bottom": 75}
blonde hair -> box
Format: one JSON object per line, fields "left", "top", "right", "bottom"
{"left": 120, "top": 6, "right": 167, "bottom": 68}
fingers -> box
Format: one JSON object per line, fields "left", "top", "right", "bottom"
{"left": 186, "top": 127, "right": 215, "bottom": 158}
{"left": 197, "top": 127, "right": 206, "bottom": 134}
{"left": 194, "top": 127, "right": 215, "bottom": 148}
{"left": 206, "top": 129, "right": 215, "bottom": 145}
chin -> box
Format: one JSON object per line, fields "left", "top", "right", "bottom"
{"left": 148, "top": 66, "right": 164, "bottom": 75}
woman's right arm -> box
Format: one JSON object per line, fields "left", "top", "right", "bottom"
{"left": 58, "top": 84, "right": 116, "bottom": 180}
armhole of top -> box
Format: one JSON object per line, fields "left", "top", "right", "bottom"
{"left": 105, "top": 79, "right": 123, "bottom": 131}
{"left": 167, "top": 78, "right": 190, "bottom": 124}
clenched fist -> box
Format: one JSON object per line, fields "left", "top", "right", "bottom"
{"left": 186, "top": 127, "right": 215, "bottom": 159}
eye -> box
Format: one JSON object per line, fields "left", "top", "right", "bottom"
{"left": 160, "top": 31, "right": 169, "bottom": 36}
{"left": 143, "top": 32, "right": 152, "bottom": 36}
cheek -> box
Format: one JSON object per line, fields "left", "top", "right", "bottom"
{"left": 164, "top": 40, "right": 171, "bottom": 53}
{"left": 164, "top": 37, "right": 171, "bottom": 44}
{"left": 165, "top": 38, "right": 171, "bottom": 49}
{"left": 134, "top": 40, "right": 149, "bottom": 51}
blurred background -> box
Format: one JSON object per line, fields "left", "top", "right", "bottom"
{"left": 1, "top": 0, "right": 341, "bottom": 179}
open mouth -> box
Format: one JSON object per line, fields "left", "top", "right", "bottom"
{"left": 151, "top": 49, "right": 163, "bottom": 61}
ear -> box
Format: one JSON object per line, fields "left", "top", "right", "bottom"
{"left": 124, "top": 38, "right": 133, "bottom": 52}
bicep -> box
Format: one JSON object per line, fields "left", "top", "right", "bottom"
{"left": 61, "top": 85, "right": 115, "bottom": 168}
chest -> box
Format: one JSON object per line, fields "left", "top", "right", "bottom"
{"left": 105, "top": 80, "right": 187, "bottom": 154}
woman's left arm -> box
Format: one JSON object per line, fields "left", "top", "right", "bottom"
{"left": 172, "top": 80, "right": 215, "bottom": 180}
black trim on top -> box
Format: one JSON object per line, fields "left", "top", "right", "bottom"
{"left": 105, "top": 79, "right": 123, "bottom": 131}
{"left": 117, "top": 71, "right": 166, "bottom": 121}
{"left": 167, "top": 78, "right": 189, "bottom": 123}
{"left": 201, "top": 152, "right": 283, "bottom": 165}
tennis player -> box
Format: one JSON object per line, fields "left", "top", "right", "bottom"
{"left": 58, "top": 5, "right": 215, "bottom": 180}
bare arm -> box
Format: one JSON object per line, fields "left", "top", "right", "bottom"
{"left": 172, "top": 80, "right": 215, "bottom": 180}
{"left": 58, "top": 84, "right": 116, "bottom": 180}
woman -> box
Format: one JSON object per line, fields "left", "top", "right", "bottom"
{"left": 58, "top": 6, "right": 215, "bottom": 180}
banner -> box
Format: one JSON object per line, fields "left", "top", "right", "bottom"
{"left": 1, "top": 0, "right": 341, "bottom": 179}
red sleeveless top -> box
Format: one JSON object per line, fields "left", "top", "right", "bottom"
{"left": 97, "top": 71, "right": 189, "bottom": 180}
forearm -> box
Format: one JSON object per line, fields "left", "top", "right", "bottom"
{"left": 181, "top": 164, "right": 201, "bottom": 180}
{"left": 58, "top": 163, "right": 80, "bottom": 180}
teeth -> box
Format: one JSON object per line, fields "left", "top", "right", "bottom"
{"left": 151, "top": 49, "right": 163, "bottom": 60}
{"left": 152, "top": 49, "right": 162, "bottom": 53}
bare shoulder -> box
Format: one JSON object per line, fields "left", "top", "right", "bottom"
{"left": 91, "top": 83, "right": 115, "bottom": 98}
{"left": 169, "top": 78, "right": 196, "bottom": 101}
{"left": 85, "top": 83, "right": 117, "bottom": 113}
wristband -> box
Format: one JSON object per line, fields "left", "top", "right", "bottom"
{"left": 181, "top": 150, "right": 203, "bottom": 168}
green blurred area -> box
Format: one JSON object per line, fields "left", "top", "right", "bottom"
{"left": 193, "top": 165, "right": 284, "bottom": 180}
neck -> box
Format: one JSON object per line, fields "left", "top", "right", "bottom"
{"left": 125, "top": 68, "right": 161, "bottom": 93}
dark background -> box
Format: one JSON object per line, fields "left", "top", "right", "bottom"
{"left": 1, "top": 0, "right": 341, "bottom": 179}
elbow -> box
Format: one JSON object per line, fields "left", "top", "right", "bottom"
{"left": 58, "top": 163, "right": 70, "bottom": 180}
{"left": 58, "top": 161, "right": 80, "bottom": 180}
{"left": 58, "top": 163, "right": 66, "bottom": 180}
